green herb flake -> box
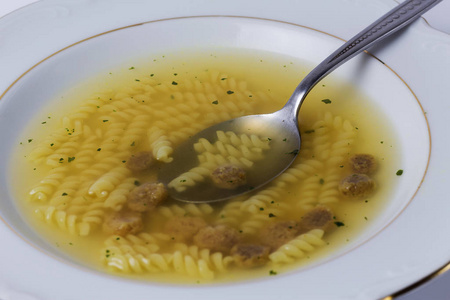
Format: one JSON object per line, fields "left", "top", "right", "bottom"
{"left": 102, "top": 120, "right": 109, "bottom": 122}
{"left": 259, "top": 207, "right": 264, "bottom": 211}
{"left": 68, "top": 157, "right": 75, "bottom": 163}
{"left": 304, "top": 129, "right": 315, "bottom": 134}
{"left": 269, "top": 270, "right": 277, "bottom": 276}
{"left": 172, "top": 81, "right": 178, "bottom": 85}
{"left": 150, "top": 74, "right": 154, "bottom": 77}
{"left": 285, "top": 149, "right": 299, "bottom": 155}
{"left": 282, "top": 138, "right": 287, "bottom": 142}
{"left": 396, "top": 169, "right": 404, "bottom": 176}
{"left": 62, "top": 193, "right": 68, "bottom": 196}
{"left": 50, "top": 143, "right": 54, "bottom": 147}
{"left": 129, "top": 66, "right": 135, "bottom": 70}
{"left": 41, "top": 121, "right": 47, "bottom": 124}
{"left": 122, "top": 160, "right": 126, "bottom": 163}
{"left": 212, "top": 100, "right": 219, "bottom": 105}
{"left": 97, "top": 148, "right": 101, "bottom": 151}
{"left": 221, "top": 77, "right": 227, "bottom": 80}
{"left": 321, "top": 99, "right": 332, "bottom": 104}
{"left": 130, "top": 141, "right": 135, "bottom": 147}
{"left": 319, "top": 178, "right": 325, "bottom": 185}
{"left": 180, "top": 179, "right": 187, "bottom": 182}
{"left": 116, "top": 237, "right": 120, "bottom": 240}
{"left": 268, "top": 213, "right": 276, "bottom": 218}
{"left": 134, "top": 180, "right": 140, "bottom": 186}
{"left": 173, "top": 73, "right": 178, "bottom": 76}
{"left": 226, "top": 90, "right": 234, "bottom": 95}
{"left": 135, "top": 79, "right": 140, "bottom": 82}
{"left": 334, "top": 221, "right": 345, "bottom": 227}
{"left": 27, "top": 139, "right": 33, "bottom": 143}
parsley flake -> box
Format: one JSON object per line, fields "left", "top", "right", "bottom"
{"left": 334, "top": 221, "right": 345, "bottom": 227}
{"left": 321, "top": 99, "right": 332, "bottom": 104}
{"left": 396, "top": 169, "right": 404, "bottom": 176}
{"left": 286, "top": 149, "right": 299, "bottom": 155}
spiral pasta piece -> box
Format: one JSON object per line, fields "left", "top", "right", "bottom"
{"left": 168, "top": 131, "right": 271, "bottom": 192}
{"left": 269, "top": 229, "right": 326, "bottom": 264}
{"left": 157, "top": 203, "right": 214, "bottom": 218}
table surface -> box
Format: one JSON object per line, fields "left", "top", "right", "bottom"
{"left": 0, "top": 1, "right": 449, "bottom": 299}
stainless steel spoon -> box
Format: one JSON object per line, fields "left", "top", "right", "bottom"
{"left": 158, "top": 0, "right": 441, "bottom": 203}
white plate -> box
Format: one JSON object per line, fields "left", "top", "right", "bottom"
{"left": 0, "top": 1, "right": 449, "bottom": 300}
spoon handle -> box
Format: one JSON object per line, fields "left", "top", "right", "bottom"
{"left": 283, "top": 0, "right": 442, "bottom": 119}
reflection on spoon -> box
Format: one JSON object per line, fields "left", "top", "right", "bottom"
{"left": 158, "top": 0, "right": 442, "bottom": 203}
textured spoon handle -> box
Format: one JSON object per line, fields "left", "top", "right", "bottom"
{"left": 284, "top": 0, "right": 442, "bottom": 117}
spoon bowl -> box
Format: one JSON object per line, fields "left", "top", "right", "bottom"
{"left": 158, "top": 110, "right": 301, "bottom": 202}
{"left": 159, "top": 0, "right": 441, "bottom": 203}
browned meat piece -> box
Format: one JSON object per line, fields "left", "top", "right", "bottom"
{"left": 164, "top": 216, "right": 207, "bottom": 242}
{"left": 102, "top": 210, "right": 143, "bottom": 236}
{"left": 298, "top": 206, "right": 334, "bottom": 233}
{"left": 211, "top": 165, "right": 246, "bottom": 190}
{"left": 231, "top": 244, "right": 270, "bottom": 268}
{"left": 127, "top": 182, "right": 168, "bottom": 212}
{"left": 259, "top": 221, "right": 299, "bottom": 250}
{"left": 126, "top": 151, "right": 153, "bottom": 172}
{"left": 339, "top": 173, "right": 375, "bottom": 198}
{"left": 193, "top": 225, "right": 240, "bottom": 253}
{"left": 349, "top": 154, "right": 377, "bottom": 174}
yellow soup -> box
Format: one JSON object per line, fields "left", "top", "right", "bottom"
{"left": 12, "top": 49, "right": 400, "bottom": 284}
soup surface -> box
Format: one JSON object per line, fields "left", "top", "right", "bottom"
{"left": 12, "top": 49, "right": 400, "bottom": 284}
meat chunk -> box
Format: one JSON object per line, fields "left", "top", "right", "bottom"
{"left": 193, "top": 225, "right": 240, "bottom": 253}
{"left": 164, "top": 216, "right": 207, "bottom": 242}
{"left": 103, "top": 210, "right": 143, "bottom": 236}
{"left": 259, "top": 221, "right": 299, "bottom": 250}
{"left": 126, "top": 151, "right": 153, "bottom": 172}
{"left": 298, "top": 206, "right": 334, "bottom": 233}
{"left": 231, "top": 244, "right": 270, "bottom": 268}
{"left": 339, "top": 173, "right": 375, "bottom": 198}
{"left": 211, "top": 165, "right": 246, "bottom": 190}
{"left": 349, "top": 154, "right": 377, "bottom": 174}
{"left": 127, "top": 182, "right": 168, "bottom": 212}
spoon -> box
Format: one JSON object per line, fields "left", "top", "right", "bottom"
{"left": 158, "top": 0, "right": 441, "bottom": 203}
